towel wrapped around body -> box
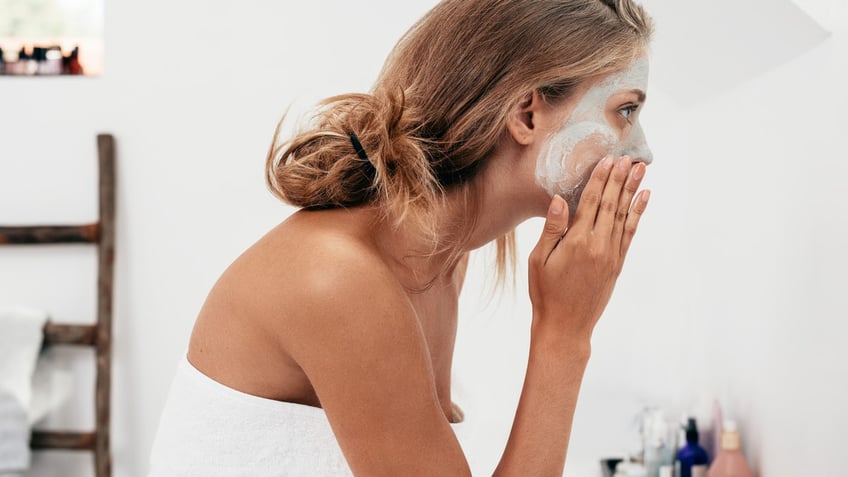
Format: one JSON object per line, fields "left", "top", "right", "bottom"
{"left": 149, "top": 356, "right": 467, "bottom": 476}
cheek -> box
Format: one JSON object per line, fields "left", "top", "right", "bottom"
{"left": 542, "top": 122, "right": 617, "bottom": 174}
{"left": 567, "top": 129, "right": 618, "bottom": 170}
{"left": 535, "top": 121, "right": 619, "bottom": 196}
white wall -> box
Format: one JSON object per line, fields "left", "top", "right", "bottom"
{"left": 1, "top": 1, "right": 845, "bottom": 476}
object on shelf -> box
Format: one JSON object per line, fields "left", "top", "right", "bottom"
{"left": 641, "top": 408, "right": 676, "bottom": 477}
{"left": 0, "top": 44, "right": 85, "bottom": 76}
{"left": 677, "top": 417, "right": 710, "bottom": 477}
{"left": 705, "top": 420, "right": 755, "bottom": 477}
{"left": 602, "top": 458, "right": 625, "bottom": 477}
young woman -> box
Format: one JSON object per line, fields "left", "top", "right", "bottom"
{"left": 149, "top": 0, "right": 655, "bottom": 475}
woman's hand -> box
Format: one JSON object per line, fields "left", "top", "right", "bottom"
{"left": 528, "top": 155, "right": 650, "bottom": 341}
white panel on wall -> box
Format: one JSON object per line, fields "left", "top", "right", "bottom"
{"left": 793, "top": 0, "right": 848, "bottom": 32}
{"left": 642, "top": 0, "right": 830, "bottom": 106}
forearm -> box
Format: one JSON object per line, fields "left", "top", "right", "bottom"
{"left": 493, "top": 322, "right": 591, "bottom": 477}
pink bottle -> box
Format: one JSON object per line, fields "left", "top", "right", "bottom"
{"left": 705, "top": 420, "right": 755, "bottom": 477}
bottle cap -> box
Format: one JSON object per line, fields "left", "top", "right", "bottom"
{"left": 721, "top": 419, "right": 741, "bottom": 450}
{"left": 686, "top": 417, "right": 699, "bottom": 443}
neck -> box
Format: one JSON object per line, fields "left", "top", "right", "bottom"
{"left": 372, "top": 147, "right": 544, "bottom": 287}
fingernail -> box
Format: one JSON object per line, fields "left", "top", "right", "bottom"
{"left": 602, "top": 156, "right": 614, "bottom": 171}
{"left": 617, "top": 157, "right": 630, "bottom": 171}
{"left": 642, "top": 190, "right": 651, "bottom": 204}
{"left": 632, "top": 163, "right": 645, "bottom": 181}
{"left": 550, "top": 195, "right": 564, "bottom": 216}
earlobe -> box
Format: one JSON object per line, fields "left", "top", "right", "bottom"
{"left": 506, "top": 91, "right": 537, "bottom": 146}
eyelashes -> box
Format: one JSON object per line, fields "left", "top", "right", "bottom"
{"left": 618, "top": 104, "right": 639, "bottom": 124}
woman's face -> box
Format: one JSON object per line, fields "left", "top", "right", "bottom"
{"left": 535, "top": 55, "right": 652, "bottom": 211}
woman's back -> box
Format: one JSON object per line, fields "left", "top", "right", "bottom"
{"left": 185, "top": 207, "right": 466, "bottom": 421}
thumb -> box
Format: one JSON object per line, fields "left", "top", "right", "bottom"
{"left": 533, "top": 195, "right": 569, "bottom": 259}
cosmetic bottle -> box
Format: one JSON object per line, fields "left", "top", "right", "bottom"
{"left": 66, "top": 46, "right": 84, "bottom": 75}
{"left": 22, "top": 47, "right": 37, "bottom": 76}
{"left": 33, "top": 47, "right": 46, "bottom": 74}
{"left": 42, "top": 46, "right": 63, "bottom": 75}
{"left": 13, "top": 47, "right": 26, "bottom": 75}
{"left": 705, "top": 421, "right": 755, "bottom": 477}
{"left": 6, "top": 48, "right": 22, "bottom": 75}
{"left": 676, "top": 418, "right": 709, "bottom": 477}
{"left": 711, "top": 400, "right": 723, "bottom": 459}
{"left": 0, "top": 47, "right": 5, "bottom": 74}
{"left": 642, "top": 410, "right": 675, "bottom": 477}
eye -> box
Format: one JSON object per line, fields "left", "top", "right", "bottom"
{"left": 618, "top": 104, "right": 639, "bottom": 124}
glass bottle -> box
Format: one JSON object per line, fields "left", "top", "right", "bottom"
{"left": 677, "top": 418, "right": 710, "bottom": 477}
{"left": 705, "top": 420, "right": 755, "bottom": 477}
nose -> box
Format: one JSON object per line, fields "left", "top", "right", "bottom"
{"left": 626, "top": 122, "right": 652, "bottom": 165}
{"left": 634, "top": 147, "right": 653, "bottom": 165}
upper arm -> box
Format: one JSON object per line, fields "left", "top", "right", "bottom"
{"left": 276, "top": 240, "right": 471, "bottom": 476}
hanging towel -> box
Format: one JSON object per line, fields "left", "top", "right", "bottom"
{"left": 0, "top": 389, "right": 28, "bottom": 477}
{"left": 0, "top": 307, "right": 48, "bottom": 475}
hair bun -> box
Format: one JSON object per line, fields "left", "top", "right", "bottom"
{"left": 266, "top": 90, "right": 440, "bottom": 228}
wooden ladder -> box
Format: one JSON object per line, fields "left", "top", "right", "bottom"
{"left": 0, "top": 134, "right": 115, "bottom": 477}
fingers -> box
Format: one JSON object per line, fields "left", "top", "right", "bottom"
{"left": 612, "top": 161, "right": 646, "bottom": 244}
{"left": 531, "top": 195, "right": 569, "bottom": 265}
{"left": 594, "top": 156, "right": 633, "bottom": 239}
{"left": 620, "top": 190, "right": 651, "bottom": 257}
{"left": 572, "top": 156, "right": 614, "bottom": 228}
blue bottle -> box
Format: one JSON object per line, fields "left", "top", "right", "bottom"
{"left": 676, "top": 418, "right": 710, "bottom": 477}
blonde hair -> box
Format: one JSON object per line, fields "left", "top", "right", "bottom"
{"left": 266, "top": 0, "right": 654, "bottom": 283}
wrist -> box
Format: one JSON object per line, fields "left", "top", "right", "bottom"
{"left": 529, "top": 318, "right": 592, "bottom": 362}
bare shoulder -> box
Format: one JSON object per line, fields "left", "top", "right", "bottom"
{"left": 262, "top": 209, "right": 404, "bottom": 299}
{"left": 286, "top": 219, "right": 405, "bottom": 309}
{"left": 228, "top": 208, "right": 415, "bottom": 350}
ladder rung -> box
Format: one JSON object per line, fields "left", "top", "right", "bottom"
{"left": 0, "top": 224, "right": 99, "bottom": 245}
{"left": 43, "top": 323, "right": 97, "bottom": 346}
{"left": 30, "top": 431, "right": 96, "bottom": 450}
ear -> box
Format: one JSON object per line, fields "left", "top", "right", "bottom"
{"left": 506, "top": 90, "right": 544, "bottom": 146}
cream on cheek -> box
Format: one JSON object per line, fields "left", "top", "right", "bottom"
{"left": 535, "top": 57, "right": 650, "bottom": 199}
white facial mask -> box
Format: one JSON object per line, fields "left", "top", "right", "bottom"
{"left": 535, "top": 57, "right": 652, "bottom": 201}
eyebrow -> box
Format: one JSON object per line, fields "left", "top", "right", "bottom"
{"left": 631, "top": 89, "right": 647, "bottom": 103}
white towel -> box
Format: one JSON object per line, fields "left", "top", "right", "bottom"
{"left": 0, "top": 307, "right": 47, "bottom": 475}
{"left": 148, "top": 357, "right": 355, "bottom": 476}
{"left": 28, "top": 348, "right": 73, "bottom": 426}
{"left": 149, "top": 356, "right": 468, "bottom": 476}
{"left": 0, "top": 307, "right": 47, "bottom": 409}
{"left": 0, "top": 389, "right": 28, "bottom": 476}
